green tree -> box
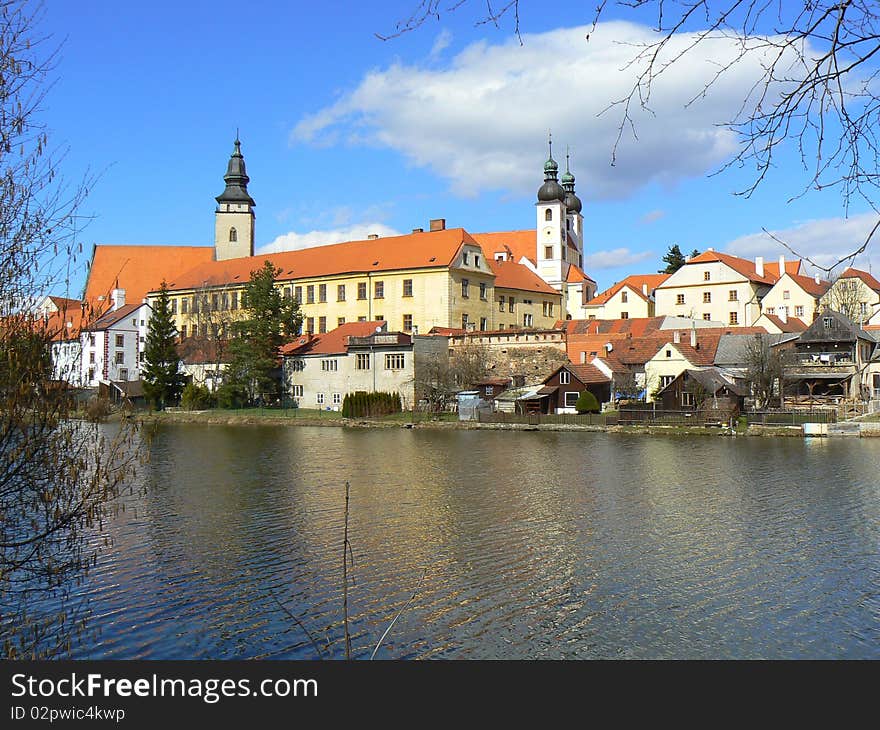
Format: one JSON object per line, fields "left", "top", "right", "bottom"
{"left": 226, "top": 260, "right": 302, "bottom": 404}
{"left": 659, "top": 244, "right": 687, "bottom": 274}
{"left": 575, "top": 390, "right": 600, "bottom": 413}
{"left": 142, "top": 281, "right": 185, "bottom": 409}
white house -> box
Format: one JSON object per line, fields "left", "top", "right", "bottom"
{"left": 80, "top": 290, "right": 151, "bottom": 387}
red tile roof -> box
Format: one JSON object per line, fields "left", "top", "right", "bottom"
{"left": 565, "top": 263, "right": 595, "bottom": 284}
{"left": 88, "top": 302, "right": 147, "bottom": 331}
{"left": 471, "top": 230, "right": 537, "bottom": 266}
{"left": 586, "top": 274, "right": 670, "bottom": 305}
{"left": 85, "top": 245, "right": 214, "bottom": 310}
{"left": 786, "top": 273, "right": 830, "bottom": 297}
{"left": 762, "top": 314, "right": 808, "bottom": 333}
{"left": 488, "top": 259, "right": 560, "bottom": 295}
{"left": 566, "top": 362, "right": 611, "bottom": 384}
{"left": 562, "top": 317, "right": 665, "bottom": 338}
{"left": 840, "top": 267, "right": 880, "bottom": 293}
{"left": 681, "top": 250, "right": 782, "bottom": 285}
{"left": 281, "top": 321, "right": 387, "bottom": 356}
{"left": 164, "top": 229, "right": 476, "bottom": 292}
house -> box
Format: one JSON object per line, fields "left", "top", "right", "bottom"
{"left": 470, "top": 377, "right": 512, "bottom": 401}
{"left": 820, "top": 267, "right": 880, "bottom": 325}
{"left": 177, "top": 337, "right": 230, "bottom": 391}
{"left": 752, "top": 311, "right": 808, "bottom": 335}
{"left": 654, "top": 250, "right": 799, "bottom": 326}
{"left": 579, "top": 274, "right": 669, "bottom": 320}
{"left": 655, "top": 368, "right": 747, "bottom": 415}
{"left": 80, "top": 290, "right": 151, "bottom": 387}
{"left": 759, "top": 270, "right": 829, "bottom": 324}
{"left": 643, "top": 331, "right": 720, "bottom": 401}
{"left": 281, "top": 321, "right": 447, "bottom": 410}
{"left": 38, "top": 297, "right": 86, "bottom": 385}
{"left": 518, "top": 362, "right": 611, "bottom": 414}
{"left": 773, "top": 308, "right": 877, "bottom": 403}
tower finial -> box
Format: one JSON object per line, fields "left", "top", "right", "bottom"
{"left": 566, "top": 145, "right": 571, "bottom": 173}
{"left": 548, "top": 129, "right": 553, "bottom": 159}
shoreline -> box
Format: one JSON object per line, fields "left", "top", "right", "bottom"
{"left": 130, "top": 410, "right": 880, "bottom": 438}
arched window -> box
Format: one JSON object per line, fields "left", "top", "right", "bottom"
{"left": 229, "top": 227, "right": 238, "bottom": 242}
{"left": 545, "top": 208, "right": 552, "bottom": 222}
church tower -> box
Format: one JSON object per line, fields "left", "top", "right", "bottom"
{"left": 535, "top": 135, "right": 567, "bottom": 288}
{"left": 561, "top": 149, "right": 584, "bottom": 271}
{"left": 215, "top": 136, "right": 255, "bottom": 261}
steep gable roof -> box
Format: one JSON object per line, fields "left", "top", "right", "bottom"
{"left": 761, "top": 313, "right": 808, "bottom": 332}
{"left": 488, "top": 259, "right": 561, "bottom": 295}
{"left": 677, "top": 250, "right": 780, "bottom": 285}
{"left": 839, "top": 267, "right": 880, "bottom": 294}
{"left": 87, "top": 302, "right": 149, "bottom": 331}
{"left": 785, "top": 272, "right": 830, "bottom": 297}
{"left": 281, "top": 321, "right": 387, "bottom": 357}
{"left": 471, "top": 230, "right": 536, "bottom": 266}
{"left": 586, "top": 274, "right": 670, "bottom": 305}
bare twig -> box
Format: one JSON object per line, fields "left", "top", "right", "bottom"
{"left": 266, "top": 587, "right": 326, "bottom": 659}
{"left": 342, "top": 480, "right": 352, "bottom": 659}
{"left": 370, "top": 567, "right": 429, "bottom": 660}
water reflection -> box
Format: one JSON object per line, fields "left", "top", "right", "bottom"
{"left": 65, "top": 426, "right": 880, "bottom": 659}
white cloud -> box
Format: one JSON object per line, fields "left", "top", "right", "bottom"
{"left": 430, "top": 29, "right": 453, "bottom": 58}
{"left": 639, "top": 209, "right": 666, "bottom": 225}
{"left": 293, "top": 21, "right": 796, "bottom": 199}
{"left": 258, "top": 223, "right": 404, "bottom": 254}
{"left": 584, "top": 248, "right": 654, "bottom": 271}
{"left": 722, "top": 211, "right": 880, "bottom": 274}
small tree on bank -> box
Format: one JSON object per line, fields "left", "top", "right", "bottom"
{"left": 142, "top": 281, "right": 185, "bottom": 409}
{"left": 224, "top": 260, "right": 302, "bottom": 405}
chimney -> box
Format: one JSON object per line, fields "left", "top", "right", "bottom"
{"left": 673, "top": 330, "right": 681, "bottom": 344}
{"left": 755, "top": 256, "right": 764, "bottom": 278}
{"left": 412, "top": 228, "right": 424, "bottom": 234}
{"left": 814, "top": 274, "right": 821, "bottom": 285}
{"left": 779, "top": 308, "right": 788, "bottom": 324}
{"left": 412, "top": 325, "right": 419, "bottom": 335}
{"left": 778, "top": 254, "right": 785, "bottom": 277}
{"left": 367, "top": 233, "right": 379, "bottom": 240}
{"left": 429, "top": 218, "right": 446, "bottom": 232}
{"left": 690, "top": 328, "right": 697, "bottom": 348}
{"left": 111, "top": 288, "right": 126, "bottom": 311}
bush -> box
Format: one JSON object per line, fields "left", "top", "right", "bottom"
{"left": 342, "top": 391, "right": 402, "bottom": 418}
{"left": 215, "top": 382, "right": 246, "bottom": 409}
{"left": 181, "top": 383, "right": 214, "bottom": 410}
{"left": 84, "top": 396, "right": 112, "bottom": 423}
{"left": 575, "top": 390, "right": 600, "bottom": 414}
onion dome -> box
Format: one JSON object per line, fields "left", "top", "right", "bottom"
{"left": 561, "top": 149, "right": 582, "bottom": 213}
{"left": 537, "top": 135, "right": 565, "bottom": 202}
{"left": 215, "top": 136, "right": 256, "bottom": 206}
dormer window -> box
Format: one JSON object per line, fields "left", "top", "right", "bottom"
{"left": 229, "top": 227, "right": 237, "bottom": 242}
{"left": 545, "top": 209, "right": 553, "bottom": 222}
{"left": 823, "top": 317, "right": 833, "bottom": 328}
{"left": 463, "top": 252, "right": 469, "bottom": 265}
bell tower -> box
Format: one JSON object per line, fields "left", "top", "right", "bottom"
{"left": 215, "top": 136, "right": 255, "bottom": 261}
{"left": 535, "top": 134, "right": 567, "bottom": 287}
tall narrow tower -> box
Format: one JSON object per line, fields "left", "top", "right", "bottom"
{"left": 215, "top": 136, "right": 255, "bottom": 261}
{"left": 561, "top": 149, "right": 584, "bottom": 271}
{"left": 535, "top": 134, "right": 567, "bottom": 287}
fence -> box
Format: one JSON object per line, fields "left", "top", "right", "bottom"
{"left": 476, "top": 411, "right": 617, "bottom": 426}
{"left": 476, "top": 409, "right": 839, "bottom": 427}
{"left": 743, "top": 410, "right": 837, "bottom": 425}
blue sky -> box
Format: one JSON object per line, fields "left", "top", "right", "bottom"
{"left": 38, "top": 1, "right": 879, "bottom": 298}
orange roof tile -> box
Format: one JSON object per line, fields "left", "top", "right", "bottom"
{"left": 44, "top": 305, "right": 86, "bottom": 342}
{"left": 840, "top": 267, "right": 880, "bottom": 293}
{"left": 681, "top": 250, "right": 781, "bottom": 285}
{"left": 85, "top": 245, "right": 214, "bottom": 310}
{"left": 163, "top": 228, "right": 475, "bottom": 292}
{"left": 281, "top": 321, "right": 387, "bottom": 357}
{"left": 761, "top": 314, "right": 808, "bottom": 333}
{"left": 587, "top": 274, "right": 670, "bottom": 305}
{"left": 565, "top": 362, "right": 611, "bottom": 384}
{"left": 488, "top": 259, "right": 561, "bottom": 296}
{"left": 471, "top": 230, "right": 537, "bottom": 266}
{"left": 785, "top": 272, "right": 830, "bottom": 297}
{"left": 565, "top": 263, "right": 595, "bottom": 284}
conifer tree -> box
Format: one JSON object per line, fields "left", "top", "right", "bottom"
{"left": 659, "top": 244, "right": 687, "bottom": 274}
{"left": 142, "top": 280, "right": 185, "bottom": 409}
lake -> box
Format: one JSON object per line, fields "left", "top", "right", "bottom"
{"left": 66, "top": 424, "right": 880, "bottom": 659}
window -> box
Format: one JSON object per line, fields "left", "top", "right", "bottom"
{"left": 318, "top": 316, "right": 326, "bottom": 334}
{"left": 321, "top": 359, "right": 337, "bottom": 371}
{"left": 358, "top": 316, "right": 367, "bottom": 322}
{"left": 479, "top": 317, "right": 487, "bottom": 331}
{"left": 499, "top": 295, "right": 506, "bottom": 311}
{"left": 181, "top": 299, "right": 188, "bottom": 314}
{"left": 545, "top": 245, "right": 553, "bottom": 259}
{"left": 704, "top": 271, "right": 711, "bottom": 281}
{"left": 306, "top": 317, "right": 314, "bottom": 334}
{"left": 665, "top": 349, "right": 672, "bottom": 358}
{"left": 462, "top": 314, "right": 469, "bottom": 329}
{"left": 403, "top": 279, "right": 413, "bottom": 297}
{"left": 621, "top": 291, "right": 628, "bottom": 303}
{"left": 823, "top": 317, "right": 833, "bottom": 328}
{"left": 357, "top": 282, "right": 367, "bottom": 300}
{"left": 293, "top": 286, "right": 302, "bottom": 304}
{"left": 729, "top": 290, "right": 738, "bottom": 301}
{"left": 479, "top": 282, "right": 487, "bottom": 300}
{"left": 211, "top": 293, "right": 219, "bottom": 310}
{"left": 337, "top": 284, "right": 346, "bottom": 301}
{"left": 795, "top": 306, "right": 804, "bottom": 317}
{"left": 119, "top": 368, "right": 128, "bottom": 381}
{"left": 403, "top": 314, "right": 413, "bottom": 331}
{"left": 332, "top": 393, "right": 342, "bottom": 406}
{"left": 115, "top": 351, "right": 124, "bottom": 365}
{"left": 485, "top": 386, "right": 493, "bottom": 396}
{"left": 338, "top": 317, "right": 346, "bottom": 326}
{"left": 509, "top": 298, "right": 515, "bottom": 313}
{"left": 703, "top": 292, "right": 711, "bottom": 303}
{"left": 171, "top": 299, "right": 177, "bottom": 314}
{"left": 682, "top": 392, "right": 695, "bottom": 407}
{"left": 376, "top": 315, "right": 384, "bottom": 321}
{"left": 317, "top": 393, "right": 325, "bottom": 405}
{"left": 89, "top": 351, "right": 95, "bottom": 364}
{"left": 860, "top": 302, "right": 868, "bottom": 315}
{"left": 292, "top": 385, "right": 303, "bottom": 397}
{"left": 703, "top": 314, "right": 711, "bottom": 321}
{"left": 385, "top": 353, "right": 405, "bottom": 370}
{"left": 660, "top": 375, "right": 674, "bottom": 388}
{"left": 229, "top": 227, "right": 237, "bottom": 242}
{"left": 192, "top": 295, "right": 199, "bottom": 313}
{"left": 306, "top": 285, "right": 315, "bottom": 304}
{"left": 474, "top": 255, "right": 480, "bottom": 268}
{"left": 676, "top": 294, "right": 685, "bottom": 305}
{"left": 180, "top": 324, "right": 187, "bottom": 338}
{"left": 766, "top": 307, "right": 775, "bottom": 315}
{"left": 88, "top": 334, "right": 96, "bottom": 346}
{"left": 621, "top": 312, "right": 629, "bottom": 319}
{"left": 560, "top": 370, "right": 571, "bottom": 384}
{"left": 231, "top": 292, "right": 238, "bottom": 310}
{"left": 222, "top": 293, "right": 229, "bottom": 310}
{"left": 523, "top": 313, "right": 533, "bottom": 327}
{"left": 783, "top": 290, "right": 790, "bottom": 300}
{"left": 729, "top": 312, "right": 738, "bottom": 325}
{"left": 374, "top": 281, "right": 384, "bottom": 299}
{"left": 545, "top": 208, "right": 553, "bottom": 221}
{"left": 356, "top": 353, "right": 370, "bottom": 370}
{"left": 319, "top": 284, "right": 327, "bottom": 303}
{"left": 284, "top": 286, "right": 292, "bottom": 299}
{"left": 115, "top": 334, "right": 124, "bottom": 348}
{"left": 461, "top": 279, "right": 469, "bottom": 298}
{"left": 463, "top": 252, "right": 469, "bottom": 265}
{"left": 564, "top": 392, "right": 579, "bottom": 408}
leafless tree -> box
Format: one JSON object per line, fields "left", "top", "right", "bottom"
{"left": 744, "top": 334, "right": 786, "bottom": 409}
{"left": 822, "top": 275, "right": 871, "bottom": 322}
{"left": 380, "top": 1, "right": 880, "bottom": 271}
{"left": 1, "top": 1, "right": 136, "bottom": 658}
{"left": 182, "top": 282, "right": 238, "bottom": 389}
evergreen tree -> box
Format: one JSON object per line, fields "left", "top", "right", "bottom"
{"left": 659, "top": 244, "right": 687, "bottom": 274}
{"left": 142, "top": 281, "right": 186, "bottom": 409}
{"left": 226, "top": 260, "right": 302, "bottom": 404}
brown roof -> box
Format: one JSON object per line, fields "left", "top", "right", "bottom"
{"left": 488, "top": 259, "right": 560, "bottom": 295}
{"left": 762, "top": 314, "right": 808, "bottom": 333}
{"left": 164, "top": 229, "right": 475, "bottom": 292}
{"left": 563, "top": 317, "right": 665, "bottom": 338}
{"left": 566, "top": 362, "right": 611, "bottom": 384}
{"left": 88, "top": 302, "right": 148, "bottom": 331}
{"left": 786, "top": 273, "right": 830, "bottom": 297}
{"left": 586, "top": 274, "right": 669, "bottom": 305}
{"left": 177, "top": 338, "right": 231, "bottom": 365}
{"left": 281, "top": 321, "right": 387, "bottom": 356}
{"left": 840, "top": 267, "right": 880, "bottom": 293}
{"left": 85, "top": 245, "right": 214, "bottom": 310}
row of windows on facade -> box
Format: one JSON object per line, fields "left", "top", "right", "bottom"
{"left": 461, "top": 314, "right": 538, "bottom": 329}
{"left": 317, "top": 353, "right": 406, "bottom": 371}
{"left": 674, "top": 290, "right": 741, "bottom": 305}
